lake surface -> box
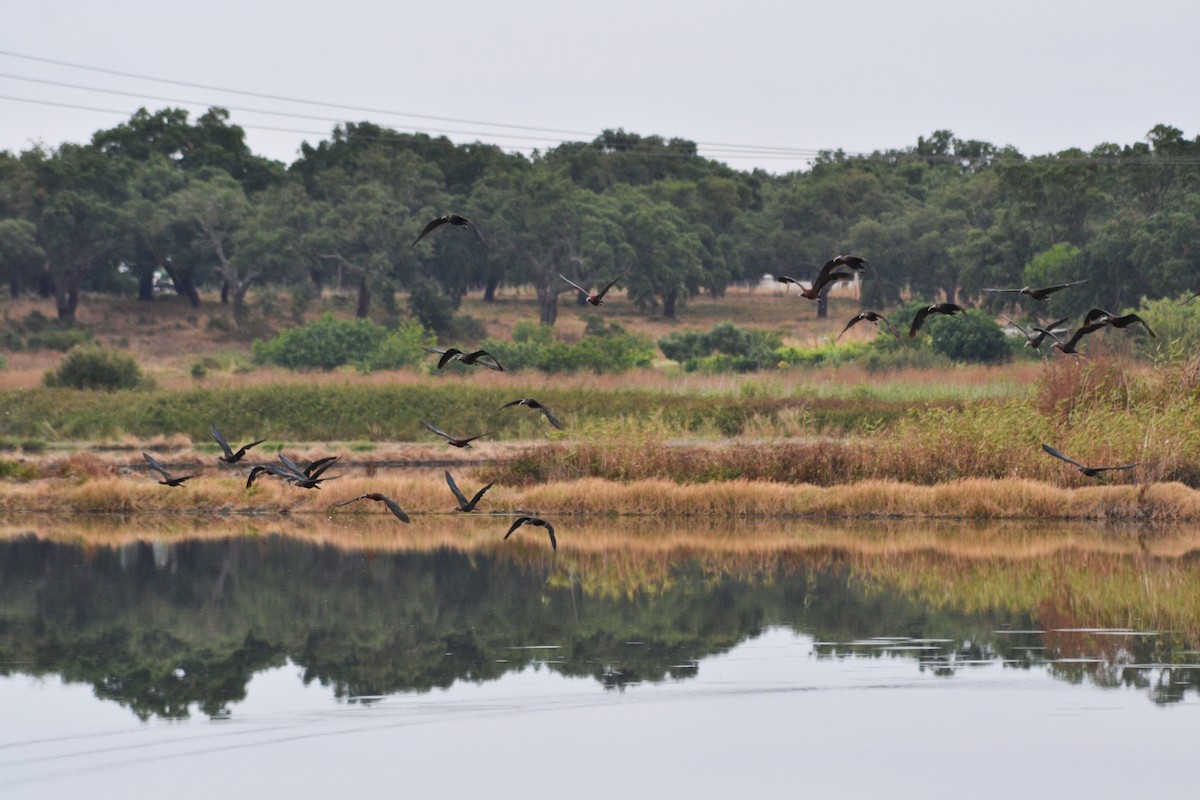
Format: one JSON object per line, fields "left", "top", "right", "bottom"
{"left": 2, "top": 523, "right": 1198, "bottom": 798}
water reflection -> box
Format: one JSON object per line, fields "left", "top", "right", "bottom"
{"left": 1, "top": 524, "right": 1199, "bottom": 720}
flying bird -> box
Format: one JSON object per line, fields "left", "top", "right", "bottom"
{"left": 981, "top": 279, "right": 1088, "bottom": 301}
{"left": 560, "top": 270, "right": 629, "bottom": 306}
{"left": 498, "top": 397, "right": 564, "bottom": 429}
{"left": 269, "top": 453, "right": 340, "bottom": 489}
{"left": 1041, "top": 444, "right": 1136, "bottom": 478}
{"left": 142, "top": 452, "right": 196, "bottom": 487}
{"left": 445, "top": 470, "right": 494, "bottom": 512}
{"left": 1082, "top": 308, "right": 1156, "bottom": 337}
{"left": 837, "top": 311, "right": 901, "bottom": 341}
{"left": 335, "top": 493, "right": 411, "bottom": 522}
{"left": 777, "top": 259, "right": 855, "bottom": 300}
{"left": 421, "top": 421, "right": 490, "bottom": 448}
{"left": 412, "top": 214, "right": 486, "bottom": 247}
{"left": 909, "top": 303, "right": 965, "bottom": 337}
{"left": 424, "top": 346, "right": 504, "bottom": 371}
{"left": 504, "top": 515, "right": 557, "bottom": 551}
{"left": 1005, "top": 316, "right": 1069, "bottom": 350}
{"left": 1050, "top": 322, "right": 1106, "bottom": 355}
{"left": 211, "top": 427, "right": 265, "bottom": 464}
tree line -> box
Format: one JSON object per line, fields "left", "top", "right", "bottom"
{"left": 2, "top": 108, "right": 1198, "bottom": 333}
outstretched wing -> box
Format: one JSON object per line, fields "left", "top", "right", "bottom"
{"left": 142, "top": 452, "right": 171, "bottom": 480}
{"left": 437, "top": 348, "right": 464, "bottom": 369}
{"left": 538, "top": 404, "right": 565, "bottom": 430}
{"left": 544, "top": 520, "right": 557, "bottom": 552}
{"left": 981, "top": 288, "right": 1023, "bottom": 294}
{"left": 412, "top": 216, "right": 448, "bottom": 246}
{"left": 594, "top": 270, "right": 629, "bottom": 300}
{"left": 498, "top": 398, "right": 525, "bottom": 411}
{"left": 421, "top": 421, "right": 453, "bottom": 441}
{"left": 211, "top": 427, "right": 235, "bottom": 459}
{"left": 1038, "top": 279, "right": 1089, "bottom": 295}
{"left": 305, "top": 456, "right": 339, "bottom": 479}
{"left": 909, "top": 307, "right": 932, "bottom": 338}
{"left": 466, "top": 481, "right": 495, "bottom": 511}
{"left": 504, "top": 516, "right": 532, "bottom": 540}
{"left": 1041, "top": 443, "right": 1088, "bottom": 470}
{"left": 775, "top": 274, "right": 803, "bottom": 287}
{"left": 444, "top": 470, "right": 469, "bottom": 506}
{"left": 836, "top": 313, "right": 866, "bottom": 341}
{"left": 379, "top": 495, "right": 411, "bottom": 523}
{"left": 559, "top": 274, "right": 591, "bottom": 296}
{"left": 334, "top": 495, "right": 368, "bottom": 507}
{"left": 1094, "top": 463, "right": 1137, "bottom": 473}
{"left": 875, "top": 314, "right": 902, "bottom": 340}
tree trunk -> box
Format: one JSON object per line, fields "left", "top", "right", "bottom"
{"left": 536, "top": 283, "right": 559, "bottom": 326}
{"left": 55, "top": 285, "right": 78, "bottom": 323}
{"left": 943, "top": 285, "right": 957, "bottom": 305}
{"left": 662, "top": 289, "right": 678, "bottom": 320}
{"left": 816, "top": 293, "right": 829, "bottom": 319}
{"left": 162, "top": 261, "right": 201, "bottom": 307}
{"left": 231, "top": 285, "right": 247, "bottom": 328}
{"left": 220, "top": 282, "right": 229, "bottom": 304}
{"left": 356, "top": 275, "right": 371, "bottom": 319}
{"left": 37, "top": 268, "right": 53, "bottom": 299}
{"left": 483, "top": 273, "right": 499, "bottom": 302}
{"left": 138, "top": 270, "right": 156, "bottom": 301}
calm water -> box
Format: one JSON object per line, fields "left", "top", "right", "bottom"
{"left": 1, "top": 530, "right": 1198, "bottom": 798}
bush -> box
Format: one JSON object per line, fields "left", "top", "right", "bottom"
{"left": 358, "top": 318, "right": 438, "bottom": 372}
{"left": 482, "top": 319, "right": 655, "bottom": 373}
{"left": 42, "top": 345, "right": 154, "bottom": 391}
{"left": 659, "top": 322, "right": 783, "bottom": 372}
{"left": 925, "top": 309, "right": 1012, "bottom": 364}
{"left": 252, "top": 314, "right": 389, "bottom": 370}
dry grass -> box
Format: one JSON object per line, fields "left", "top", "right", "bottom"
{"left": 6, "top": 469, "right": 1200, "bottom": 521}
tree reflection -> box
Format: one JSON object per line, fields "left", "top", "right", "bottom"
{"left": 0, "top": 533, "right": 1197, "bottom": 720}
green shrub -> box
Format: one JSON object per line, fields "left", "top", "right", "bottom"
{"left": 659, "top": 322, "right": 783, "bottom": 372}
{"left": 0, "top": 458, "right": 38, "bottom": 480}
{"left": 483, "top": 319, "right": 655, "bottom": 373}
{"left": 358, "top": 318, "right": 438, "bottom": 372}
{"left": 26, "top": 328, "right": 93, "bottom": 352}
{"left": 252, "top": 314, "right": 390, "bottom": 370}
{"left": 42, "top": 345, "right": 154, "bottom": 391}
{"left": 925, "top": 309, "right": 1011, "bottom": 364}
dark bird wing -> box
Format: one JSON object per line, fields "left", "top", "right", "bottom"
{"left": 445, "top": 470, "right": 469, "bottom": 507}
{"left": 498, "top": 398, "right": 525, "bottom": 410}
{"left": 560, "top": 274, "right": 591, "bottom": 296}
{"left": 1037, "top": 279, "right": 1089, "bottom": 295}
{"left": 875, "top": 314, "right": 901, "bottom": 340}
{"left": 836, "top": 313, "right": 867, "bottom": 341}
{"left": 544, "top": 520, "right": 557, "bottom": 551}
{"left": 466, "top": 481, "right": 494, "bottom": 511}
{"left": 245, "top": 465, "right": 271, "bottom": 489}
{"left": 379, "top": 495, "right": 411, "bottom": 523}
{"left": 1113, "top": 314, "right": 1156, "bottom": 337}
{"left": 1003, "top": 316, "right": 1031, "bottom": 339}
{"left": 305, "top": 456, "right": 339, "bottom": 479}
{"left": 909, "top": 307, "right": 933, "bottom": 338}
{"left": 211, "top": 427, "right": 235, "bottom": 459}
{"left": 334, "top": 495, "right": 368, "bottom": 507}
{"left": 1041, "top": 443, "right": 1089, "bottom": 470}
{"left": 453, "top": 215, "right": 487, "bottom": 246}
{"left": 462, "top": 350, "right": 504, "bottom": 371}
{"left": 594, "top": 270, "right": 629, "bottom": 300}
{"left": 422, "top": 421, "right": 453, "bottom": 441}
{"left": 538, "top": 404, "right": 564, "bottom": 430}
{"left": 142, "top": 452, "right": 171, "bottom": 481}
{"left": 276, "top": 452, "right": 308, "bottom": 479}
{"left": 412, "top": 216, "right": 448, "bottom": 246}
{"left": 423, "top": 346, "right": 448, "bottom": 356}
{"left": 775, "top": 274, "right": 803, "bottom": 287}
{"left": 458, "top": 432, "right": 490, "bottom": 446}
{"left": 437, "top": 348, "right": 464, "bottom": 369}
{"left": 1083, "top": 308, "right": 1113, "bottom": 325}
{"left": 1094, "top": 463, "right": 1137, "bottom": 472}
{"left": 504, "top": 516, "right": 532, "bottom": 540}
{"left": 1063, "top": 322, "right": 1106, "bottom": 349}
{"left": 981, "top": 287, "right": 1023, "bottom": 294}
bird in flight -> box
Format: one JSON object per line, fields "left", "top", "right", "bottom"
{"left": 1049, "top": 322, "right": 1106, "bottom": 355}
{"left": 412, "top": 214, "right": 486, "bottom": 247}
{"left": 1004, "top": 316, "right": 1068, "bottom": 350}
{"left": 211, "top": 427, "right": 265, "bottom": 464}
{"left": 498, "top": 397, "right": 564, "bottom": 429}
{"left": 422, "top": 421, "right": 490, "bottom": 448}
{"left": 424, "top": 346, "right": 504, "bottom": 371}
{"left": 837, "top": 311, "right": 901, "bottom": 341}
{"left": 142, "top": 452, "right": 196, "bottom": 487}
{"left": 335, "top": 493, "right": 411, "bottom": 522}
{"left": 981, "top": 279, "right": 1088, "bottom": 301}
{"left": 777, "top": 259, "right": 855, "bottom": 301}
{"left": 1083, "top": 308, "right": 1156, "bottom": 337}
{"left": 909, "top": 303, "right": 965, "bottom": 337}
{"left": 504, "top": 515, "right": 556, "bottom": 551}
{"left": 1041, "top": 444, "right": 1136, "bottom": 478}
{"left": 560, "top": 270, "right": 629, "bottom": 306}
{"left": 445, "top": 471, "right": 494, "bottom": 512}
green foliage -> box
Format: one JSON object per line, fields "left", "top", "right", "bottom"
{"left": 0, "top": 458, "right": 37, "bottom": 479}
{"left": 0, "top": 311, "right": 94, "bottom": 352}
{"left": 925, "top": 309, "right": 1012, "bottom": 364}
{"left": 42, "top": 345, "right": 154, "bottom": 391}
{"left": 659, "top": 322, "right": 783, "bottom": 372}
{"left": 776, "top": 339, "right": 872, "bottom": 368}
{"left": 357, "top": 318, "right": 438, "bottom": 372}
{"left": 483, "top": 319, "right": 654, "bottom": 373}
{"left": 252, "top": 313, "right": 389, "bottom": 370}
{"left": 1126, "top": 295, "right": 1200, "bottom": 364}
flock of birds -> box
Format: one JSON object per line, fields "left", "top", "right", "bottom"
{"left": 141, "top": 215, "right": 1160, "bottom": 540}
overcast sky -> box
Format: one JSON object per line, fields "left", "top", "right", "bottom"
{"left": 2, "top": 0, "right": 1199, "bottom": 174}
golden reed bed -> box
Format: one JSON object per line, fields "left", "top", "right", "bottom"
{"left": 3, "top": 471, "right": 1200, "bottom": 522}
